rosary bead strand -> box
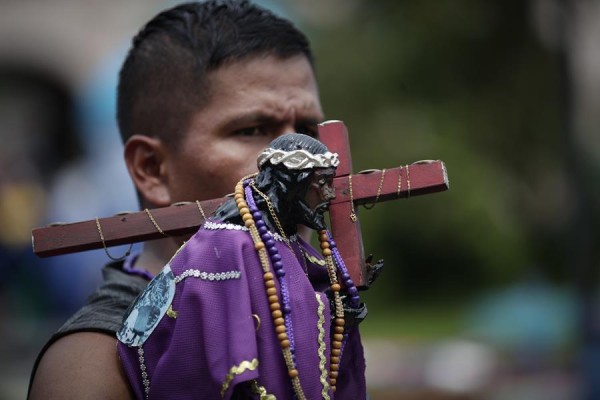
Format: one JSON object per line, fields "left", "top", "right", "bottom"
{"left": 326, "top": 230, "right": 360, "bottom": 308}
{"left": 326, "top": 229, "right": 362, "bottom": 378}
{"left": 237, "top": 179, "right": 305, "bottom": 400}
{"left": 318, "top": 229, "right": 345, "bottom": 392}
{"left": 245, "top": 184, "right": 297, "bottom": 355}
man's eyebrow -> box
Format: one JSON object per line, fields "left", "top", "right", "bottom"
{"left": 219, "top": 112, "right": 323, "bottom": 132}
{"left": 220, "top": 112, "right": 280, "bottom": 131}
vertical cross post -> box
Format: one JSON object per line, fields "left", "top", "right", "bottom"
{"left": 318, "top": 121, "right": 368, "bottom": 287}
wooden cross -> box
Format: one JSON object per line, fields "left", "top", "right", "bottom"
{"left": 318, "top": 121, "right": 448, "bottom": 286}
{"left": 32, "top": 121, "right": 449, "bottom": 287}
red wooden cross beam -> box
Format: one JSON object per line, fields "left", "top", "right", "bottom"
{"left": 32, "top": 120, "right": 449, "bottom": 286}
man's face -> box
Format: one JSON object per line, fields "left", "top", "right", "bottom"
{"left": 163, "top": 55, "right": 324, "bottom": 204}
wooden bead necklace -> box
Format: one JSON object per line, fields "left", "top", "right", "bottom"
{"left": 234, "top": 177, "right": 361, "bottom": 396}
{"left": 235, "top": 179, "right": 305, "bottom": 399}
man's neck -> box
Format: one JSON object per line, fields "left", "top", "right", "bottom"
{"left": 136, "top": 236, "right": 186, "bottom": 276}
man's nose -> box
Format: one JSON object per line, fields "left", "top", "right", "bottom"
{"left": 281, "top": 121, "right": 297, "bottom": 135}
{"left": 269, "top": 123, "right": 296, "bottom": 141}
{"left": 280, "top": 110, "right": 299, "bottom": 135}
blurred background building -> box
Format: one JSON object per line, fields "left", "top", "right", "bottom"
{"left": 0, "top": 1, "right": 598, "bottom": 399}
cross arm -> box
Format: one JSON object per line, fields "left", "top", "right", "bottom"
{"left": 31, "top": 198, "right": 225, "bottom": 258}
{"left": 31, "top": 162, "right": 448, "bottom": 258}
{"left": 331, "top": 161, "right": 449, "bottom": 206}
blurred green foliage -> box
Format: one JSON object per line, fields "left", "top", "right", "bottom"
{"left": 305, "top": 1, "right": 572, "bottom": 308}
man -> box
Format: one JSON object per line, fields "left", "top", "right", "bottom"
{"left": 117, "top": 133, "right": 367, "bottom": 398}
{"left": 29, "top": 1, "right": 359, "bottom": 398}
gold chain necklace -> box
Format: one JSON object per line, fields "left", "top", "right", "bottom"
{"left": 249, "top": 181, "right": 309, "bottom": 275}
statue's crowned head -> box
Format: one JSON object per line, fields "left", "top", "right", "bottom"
{"left": 254, "top": 133, "right": 339, "bottom": 232}
{"left": 257, "top": 134, "right": 339, "bottom": 172}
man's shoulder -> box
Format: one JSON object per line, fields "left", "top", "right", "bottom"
{"left": 28, "top": 262, "right": 149, "bottom": 399}
{"left": 56, "top": 262, "right": 149, "bottom": 336}
{"left": 29, "top": 331, "right": 133, "bottom": 399}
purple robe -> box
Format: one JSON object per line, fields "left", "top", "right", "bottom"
{"left": 118, "top": 220, "right": 366, "bottom": 399}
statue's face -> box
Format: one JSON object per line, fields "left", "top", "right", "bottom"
{"left": 304, "top": 168, "right": 336, "bottom": 213}
{"left": 297, "top": 167, "right": 336, "bottom": 230}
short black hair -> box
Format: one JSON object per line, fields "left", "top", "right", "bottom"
{"left": 117, "top": 0, "right": 314, "bottom": 147}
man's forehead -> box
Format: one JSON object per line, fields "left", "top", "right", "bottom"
{"left": 208, "top": 57, "right": 318, "bottom": 99}
{"left": 194, "top": 55, "right": 324, "bottom": 129}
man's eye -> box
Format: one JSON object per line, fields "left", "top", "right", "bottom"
{"left": 235, "top": 127, "right": 264, "bottom": 137}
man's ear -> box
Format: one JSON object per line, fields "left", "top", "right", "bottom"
{"left": 124, "top": 135, "right": 172, "bottom": 207}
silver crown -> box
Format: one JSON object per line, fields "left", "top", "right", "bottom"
{"left": 257, "top": 148, "right": 340, "bottom": 170}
